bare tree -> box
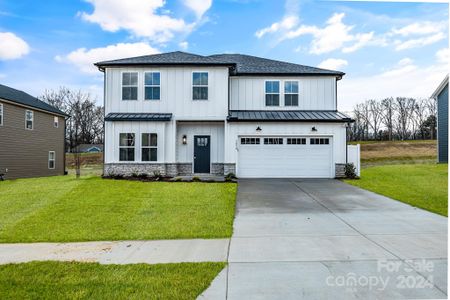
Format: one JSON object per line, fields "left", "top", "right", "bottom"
{"left": 368, "top": 99, "right": 383, "bottom": 140}
{"left": 381, "top": 97, "right": 395, "bottom": 141}
{"left": 425, "top": 97, "right": 437, "bottom": 139}
{"left": 394, "top": 97, "right": 415, "bottom": 140}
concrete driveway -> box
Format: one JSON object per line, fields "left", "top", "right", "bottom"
{"left": 201, "top": 179, "right": 447, "bottom": 299}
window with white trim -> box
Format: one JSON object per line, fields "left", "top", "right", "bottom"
{"left": 192, "top": 72, "right": 208, "bottom": 100}
{"left": 284, "top": 81, "right": 299, "bottom": 106}
{"left": 119, "top": 133, "right": 135, "bottom": 161}
{"left": 48, "top": 151, "right": 55, "bottom": 169}
{"left": 265, "top": 81, "right": 280, "bottom": 106}
{"left": 287, "top": 138, "right": 306, "bottom": 144}
{"left": 142, "top": 133, "right": 157, "bottom": 161}
{"left": 264, "top": 137, "right": 283, "bottom": 144}
{"left": 310, "top": 138, "right": 329, "bottom": 145}
{"left": 0, "top": 103, "right": 3, "bottom": 126}
{"left": 122, "top": 72, "right": 138, "bottom": 100}
{"left": 241, "top": 137, "right": 260, "bottom": 145}
{"left": 144, "top": 72, "right": 160, "bottom": 100}
{"left": 25, "top": 110, "right": 33, "bottom": 130}
{"left": 54, "top": 116, "right": 59, "bottom": 128}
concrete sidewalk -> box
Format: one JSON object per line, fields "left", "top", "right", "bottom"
{"left": 0, "top": 239, "right": 229, "bottom": 265}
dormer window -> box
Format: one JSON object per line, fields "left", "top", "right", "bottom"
{"left": 145, "top": 72, "right": 160, "bottom": 100}
{"left": 122, "top": 72, "right": 138, "bottom": 100}
{"left": 193, "top": 72, "right": 208, "bottom": 100}
{"left": 284, "top": 81, "right": 299, "bottom": 106}
{"left": 265, "top": 81, "right": 280, "bottom": 106}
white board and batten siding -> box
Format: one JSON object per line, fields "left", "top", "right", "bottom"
{"left": 104, "top": 66, "right": 229, "bottom": 119}
{"left": 225, "top": 122, "right": 347, "bottom": 178}
{"left": 230, "top": 76, "right": 337, "bottom": 111}
{"left": 176, "top": 122, "right": 225, "bottom": 163}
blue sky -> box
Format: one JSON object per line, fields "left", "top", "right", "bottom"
{"left": 0, "top": 0, "right": 448, "bottom": 111}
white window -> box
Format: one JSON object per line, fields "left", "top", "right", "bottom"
{"left": 193, "top": 72, "right": 208, "bottom": 100}
{"left": 144, "top": 72, "right": 160, "bottom": 100}
{"left": 119, "top": 133, "right": 135, "bottom": 161}
{"left": 241, "top": 137, "right": 260, "bottom": 145}
{"left": 0, "top": 103, "right": 3, "bottom": 126}
{"left": 284, "top": 81, "right": 299, "bottom": 106}
{"left": 142, "top": 133, "right": 157, "bottom": 161}
{"left": 48, "top": 151, "right": 55, "bottom": 169}
{"left": 310, "top": 138, "right": 329, "bottom": 145}
{"left": 54, "top": 116, "right": 59, "bottom": 128}
{"left": 122, "top": 72, "right": 138, "bottom": 100}
{"left": 265, "top": 81, "right": 280, "bottom": 106}
{"left": 25, "top": 110, "right": 33, "bottom": 130}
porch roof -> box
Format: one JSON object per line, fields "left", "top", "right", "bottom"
{"left": 227, "top": 110, "right": 354, "bottom": 123}
{"left": 105, "top": 113, "right": 173, "bottom": 121}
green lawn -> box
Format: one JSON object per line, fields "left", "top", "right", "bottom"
{"left": 0, "top": 176, "right": 236, "bottom": 243}
{"left": 0, "top": 261, "right": 225, "bottom": 299}
{"left": 344, "top": 164, "right": 448, "bottom": 216}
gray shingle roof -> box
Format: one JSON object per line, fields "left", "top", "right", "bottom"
{"left": 105, "top": 112, "right": 172, "bottom": 121}
{"left": 0, "top": 84, "right": 68, "bottom": 116}
{"left": 227, "top": 110, "right": 353, "bottom": 122}
{"left": 95, "top": 51, "right": 344, "bottom": 77}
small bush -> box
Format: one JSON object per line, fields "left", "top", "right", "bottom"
{"left": 139, "top": 173, "right": 149, "bottom": 179}
{"left": 345, "top": 163, "right": 358, "bottom": 179}
{"left": 174, "top": 177, "right": 183, "bottom": 182}
{"left": 225, "top": 172, "right": 237, "bottom": 182}
{"left": 153, "top": 170, "right": 162, "bottom": 180}
{"left": 192, "top": 176, "right": 201, "bottom": 182}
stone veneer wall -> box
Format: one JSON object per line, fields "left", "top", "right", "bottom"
{"left": 104, "top": 163, "right": 225, "bottom": 176}
{"left": 335, "top": 163, "right": 346, "bottom": 178}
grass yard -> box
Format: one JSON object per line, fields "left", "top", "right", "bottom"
{"left": 0, "top": 176, "right": 236, "bottom": 243}
{"left": 345, "top": 164, "right": 447, "bottom": 216}
{"left": 0, "top": 261, "right": 225, "bottom": 299}
{"left": 350, "top": 140, "right": 437, "bottom": 167}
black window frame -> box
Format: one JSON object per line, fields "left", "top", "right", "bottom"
{"left": 264, "top": 137, "right": 283, "bottom": 145}
{"left": 310, "top": 138, "right": 330, "bottom": 145}
{"left": 287, "top": 138, "right": 306, "bottom": 145}
{"left": 241, "top": 137, "right": 261, "bottom": 145}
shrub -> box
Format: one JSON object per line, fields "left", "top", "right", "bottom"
{"left": 225, "top": 172, "right": 237, "bottom": 182}
{"left": 192, "top": 176, "right": 201, "bottom": 182}
{"left": 153, "top": 170, "right": 162, "bottom": 180}
{"left": 174, "top": 177, "right": 183, "bottom": 182}
{"left": 345, "top": 163, "right": 358, "bottom": 179}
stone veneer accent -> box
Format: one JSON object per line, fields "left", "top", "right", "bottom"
{"left": 335, "top": 163, "right": 346, "bottom": 178}
{"left": 104, "top": 163, "right": 226, "bottom": 176}
{"left": 224, "top": 163, "right": 236, "bottom": 175}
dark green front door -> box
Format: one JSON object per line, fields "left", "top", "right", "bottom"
{"left": 194, "top": 135, "right": 211, "bottom": 173}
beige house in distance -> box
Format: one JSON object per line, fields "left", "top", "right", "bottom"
{"left": 0, "top": 84, "right": 68, "bottom": 179}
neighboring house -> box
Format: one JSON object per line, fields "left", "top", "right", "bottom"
{"left": 0, "top": 84, "right": 68, "bottom": 179}
{"left": 96, "top": 51, "right": 353, "bottom": 178}
{"left": 74, "top": 144, "right": 104, "bottom": 153}
{"left": 432, "top": 74, "right": 448, "bottom": 163}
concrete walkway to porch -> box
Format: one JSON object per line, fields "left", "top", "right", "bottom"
{"left": 0, "top": 239, "right": 230, "bottom": 265}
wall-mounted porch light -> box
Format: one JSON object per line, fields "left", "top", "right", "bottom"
{"left": 182, "top": 135, "right": 187, "bottom": 144}
{"left": 311, "top": 126, "right": 318, "bottom": 132}
{"left": 256, "top": 126, "right": 262, "bottom": 132}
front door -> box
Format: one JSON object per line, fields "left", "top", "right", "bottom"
{"left": 194, "top": 135, "right": 211, "bottom": 173}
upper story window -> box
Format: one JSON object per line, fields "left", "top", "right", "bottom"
{"left": 144, "top": 72, "right": 160, "bottom": 100}
{"left": 0, "top": 103, "right": 3, "bottom": 126}
{"left": 192, "top": 72, "right": 208, "bottom": 100}
{"left": 142, "top": 133, "right": 157, "bottom": 161}
{"left": 284, "top": 81, "right": 299, "bottom": 106}
{"left": 122, "top": 72, "right": 138, "bottom": 100}
{"left": 54, "top": 116, "right": 59, "bottom": 128}
{"left": 265, "top": 81, "right": 280, "bottom": 106}
{"left": 25, "top": 110, "right": 33, "bottom": 130}
{"left": 119, "top": 133, "right": 135, "bottom": 161}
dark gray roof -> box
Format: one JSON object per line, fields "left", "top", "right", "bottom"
{"left": 227, "top": 110, "right": 353, "bottom": 122}
{"left": 95, "top": 51, "right": 344, "bottom": 77}
{"left": 105, "top": 112, "right": 172, "bottom": 121}
{"left": 0, "top": 84, "right": 68, "bottom": 116}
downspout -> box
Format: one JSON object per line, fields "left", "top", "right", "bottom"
{"left": 102, "top": 68, "right": 106, "bottom": 175}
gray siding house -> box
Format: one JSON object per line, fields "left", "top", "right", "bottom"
{"left": 432, "top": 75, "right": 448, "bottom": 163}
{"left": 0, "top": 84, "right": 68, "bottom": 179}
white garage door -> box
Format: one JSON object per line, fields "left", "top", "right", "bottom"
{"left": 237, "top": 136, "right": 333, "bottom": 178}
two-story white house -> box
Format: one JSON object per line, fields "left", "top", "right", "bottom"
{"left": 95, "top": 51, "right": 353, "bottom": 178}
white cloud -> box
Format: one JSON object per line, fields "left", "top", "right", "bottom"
{"left": 179, "top": 41, "right": 189, "bottom": 50}
{"left": 56, "top": 42, "right": 159, "bottom": 74}
{"left": 80, "top": 0, "right": 211, "bottom": 43}
{"left": 339, "top": 57, "right": 448, "bottom": 111}
{"left": 256, "top": 15, "right": 299, "bottom": 38}
{"left": 436, "top": 48, "right": 449, "bottom": 64}
{"left": 183, "top": 0, "right": 212, "bottom": 19}
{"left": 317, "top": 58, "right": 348, "bottom": 70}
{"left": 390, "top": 21, "right": 446, "bottom": 37}
{"left": 0, "top": 32, "right": 30, "bottom": 60}
{"left": 394, "top": 32, "right": 445, "bottom": 51}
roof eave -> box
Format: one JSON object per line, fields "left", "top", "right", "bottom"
{"left": 431, "top": 74, "right": 449, "bottom": 99}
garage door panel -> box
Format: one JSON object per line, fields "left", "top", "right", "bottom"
{"left": 238, "top": 137, "right": 332, "bottom": 178}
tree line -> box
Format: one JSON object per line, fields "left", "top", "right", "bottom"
{"left": 349, "top": 97, "right": 437, "bottom": 141}
{"left": 40, "top": 87, "right": 104, "bottom": 152}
